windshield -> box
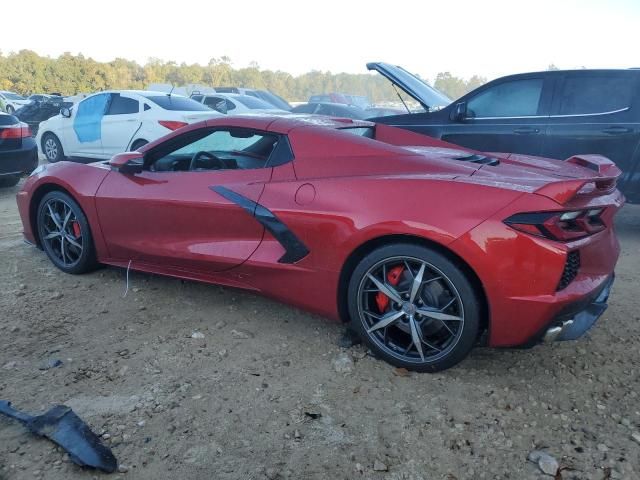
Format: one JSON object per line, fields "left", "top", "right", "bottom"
{"left": 2, "top": 92, "right": 26, "bottom": 101}
{"left": 235, "top": 96, "right": 274, "bottom": 109}
{"left": 368, "top": 63, "right": 452, "bottom": 112}
{"left": 143, "top": 95, "right": 211, "bottom": 111}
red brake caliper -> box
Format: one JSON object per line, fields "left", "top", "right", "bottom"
{"left": 375, "top": 265, "right": 404, "bottom": 312}
{"left": 71, "top": 221, "right": 81, "bottom": 237}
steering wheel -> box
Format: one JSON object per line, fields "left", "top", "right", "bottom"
{"left": 189, "top": 151, "right": 224, "bottom": 171}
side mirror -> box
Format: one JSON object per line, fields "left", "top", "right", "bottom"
{"left": 60, "top": 107, "right": 72, "bottom": 118}
{"left": 450, "top": 102, "right": 467, "bottom": 122}
{"left": 110, "top": 152, "right": 144, "bottom": 174}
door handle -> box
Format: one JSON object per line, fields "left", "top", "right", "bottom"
{"left": 513, "top": 127, "right": 540, "bottom": 134}
{"left": 602, "top": 126, "right": 632, "bottom": 135}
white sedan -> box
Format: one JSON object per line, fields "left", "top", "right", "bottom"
{"left": 0, "top": 91, "right": 31, "bottom": 114}
{"left": 36, "top": 90, "right": 221, "bottom": 162}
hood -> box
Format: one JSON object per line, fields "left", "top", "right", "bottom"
{"left": 366, "top": 62, "right": 452, "bottom": 111}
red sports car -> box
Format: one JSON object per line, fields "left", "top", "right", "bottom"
{"left": 16, "top": 115, "right": 623, "bottom": 371}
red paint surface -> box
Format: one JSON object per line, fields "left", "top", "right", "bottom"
{"left": 16, "top": 116, "right": 624, "bottom": 347}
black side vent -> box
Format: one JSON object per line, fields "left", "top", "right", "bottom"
{"left": 454, "top": 154, "right": 500, "bottom": 166}
{"left": 557, "top": 251, "right": 581, "bottom": 291}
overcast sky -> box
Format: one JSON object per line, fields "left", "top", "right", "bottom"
{"left": 1, "top": 0, "right": 638, "bottom": 82}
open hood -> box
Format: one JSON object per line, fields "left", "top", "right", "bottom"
{"left": 366, "top": 62, "right": 452, "bottom": 111}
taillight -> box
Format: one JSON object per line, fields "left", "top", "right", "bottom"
{"left": 0, "top": 123, "right": 32, "bottom": 139}
{"left": 158, "top": 120, "right": 188, "bottom": 131}
{"left": 504, "top": 209, "right": 606, "bottom": 241}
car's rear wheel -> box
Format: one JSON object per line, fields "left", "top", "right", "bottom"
{"left": 37, "top": 191, "right": 98, "bottom": 274}
{"left": 347, "top": 243, "right": 480, "bottom": 372}
{"left": 42, "top": 133, "right": 65, "bottom": 163}
{"left": 0, "top": 176, "right": 20, "bottom": 188}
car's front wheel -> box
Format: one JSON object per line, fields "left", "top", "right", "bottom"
{"left": 129, "top": 139, "right": 148, "bottom": 151}
{"left": 42, "top": 133, "right": 65, "bottom": 163}
{"left": 347, "top": 243, "right": 480, "bottom": 372}
{"left": 37, "top": 191, "right": 98, "bottom": 274}
{"left": 0, "top": 175, "right": 20, "bottom": 188}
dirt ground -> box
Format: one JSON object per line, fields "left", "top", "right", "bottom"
{"left": 0, "top": 178, "right": 638, "bottom": 480}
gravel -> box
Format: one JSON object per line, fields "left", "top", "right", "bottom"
{"left": 0, "top": 182, "right": 638, "bottom": 480}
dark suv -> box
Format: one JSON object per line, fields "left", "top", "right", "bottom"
{"left": 369, "top": 63, "right": 640, "bottom": 202}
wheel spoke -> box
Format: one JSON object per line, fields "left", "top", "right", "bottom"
{"left": 367, "top": 274, "right": 402, "bottom": 304}
{"left": 417, "top": 307, "right": 462, "bottom": 322}
{"left": 44, "top": 232, "right": 60, "bottom": 240}
{"left": 366, "top": 310, "right": 405, "bottom": 333}
{"left": 62, "top": 207, "right": 72, "bottom": 230}
{"left": 409, "top": 316, "right": 425, "bottom": 361}
{"left": 65, "top": 235, "right": 82, "bottom": 250}
{"left": 47, "top": 204, "right": 62, "bottom": 229}
{"left": 409, "top": 263, "right": 425, "bottom": 303}
{"left": 60, "top": 237, "right": 67, "bottom": 265}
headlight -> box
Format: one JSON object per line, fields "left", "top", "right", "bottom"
{"left": 30, "top": 164, "right": 48, "bottom": 176}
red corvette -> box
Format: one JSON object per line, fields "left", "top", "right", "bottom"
{"left": 16, "top": 115, "right": 623, "bottom": 371}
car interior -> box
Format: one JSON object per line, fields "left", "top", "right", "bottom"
{"left": 147, "top": 128, "right": 279, "bottom": 172}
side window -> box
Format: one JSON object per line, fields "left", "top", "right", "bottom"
{"left": 147, "top": 129, "right": 281, "bottom": 172}
{"left": 203, "top": 96, "right": 228, "bottom": 112}
{"left": 557, "top": 75, "right": 634, "bottom": 115}
{"left": 106, "top": 94, "right": 139, "bottom": 115}
{"left": 467, "top": 79, "right": 544, "bottom": 118}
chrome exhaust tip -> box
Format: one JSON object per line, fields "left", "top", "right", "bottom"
{"left": 543, "top": 320, "right": 574, "bottom": 342}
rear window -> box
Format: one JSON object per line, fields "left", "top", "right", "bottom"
{"left": 0, "top": 114, "right": 18, "bottom": 125}
{"left": 339, "top": 127, "right": 374, "bottom": 138}
{"left": 235, "top": 96, "right": 273, "bottom": 109}
{"left": 557, "top": 75, "right": 635, "bottom": 115}
{"left": 143, "top": 95, "right": 210, "bottom": 111}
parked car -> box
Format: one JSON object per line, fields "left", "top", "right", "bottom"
{"left": 291, "top": 102, "right": 367, "bottom": 119}
{"left": 213, "top": 87, "right": 292, "bottom": 111}
{"left": 16, "top": 95, "right": 72, "bottom": 136}
{"left": 36, "top": 91, "right": 220, "bottom": 162}
{"left": 0, "top": 91, "right": 31, "bottom": 114}
{"left": 344, "top": 95, "right": 371, "bottom": 109}
{"left": 365, "top": 106, "right": 406, "bottom": 118}
{"left": 0, "top": 113, "right": 38, "bottom": 187}
{"left": 17, "top": 115, "right": 622, "bottom": 371}
{"left": 190, "top": 92, "right": 287, "bottom": 114}
{"left": 368, "top": 62, "right": 640, "bottom": 202}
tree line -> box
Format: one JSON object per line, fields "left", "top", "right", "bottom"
{"left": 0, "top": 50, "right": 487, "bottom": 103}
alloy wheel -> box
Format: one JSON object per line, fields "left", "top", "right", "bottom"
{"left": 41, "top": 198, "right": 84, "bottom": 267}
{"left": 44, "top": 137, "right": 58, "bottom": 160}
{"left": 357, "top": 256, "right": 465, "bottom": 364}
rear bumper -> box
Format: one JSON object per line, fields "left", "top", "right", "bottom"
{"left": 0, "top": 139, "right": 38, "bottom": 176}
{"left": 538, "top": 274, "right": 613, "bottom": 343}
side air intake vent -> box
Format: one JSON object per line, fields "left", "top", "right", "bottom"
{"left": 557, "top": 251, "right": 580, "bottom": 291}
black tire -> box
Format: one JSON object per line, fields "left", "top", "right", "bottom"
{"left": 37, "top": 191, "right": 98, "bottom": 274}
{"left": 129, "top": 139, "right": 148, "bottom": 151}
{"left": 347, "top": 243, "right": 480, "bottom": 372}
{"left": 42, "top": 133, "right": 65, "bottom": 163}
{"left": 0, "top": 176, "right": 20, "bottom": 188}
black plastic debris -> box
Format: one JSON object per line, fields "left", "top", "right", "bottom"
{"left": 0, "top": 401, "right": 117, "bottom": 473}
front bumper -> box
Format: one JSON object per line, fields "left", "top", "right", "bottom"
{"left": 542, "top": 274, "right": 614, "bottom": 342}
{"left": 0, "top": 138, "right": 38, "bottom": 176}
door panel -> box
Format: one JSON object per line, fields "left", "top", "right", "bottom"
{"left": 441, "top": 76, "right": 551, "bottom": 155}
{"left": 543, "top": 73, "right": 640, "bottom": 191}
{"left": 101, "top": 93, "right": 142, "bottom": 156}
{"left": 95, "top": 168, "right": 271, "bottom": 272}
{"left": 65, "top": 93, "right": 109, "bottom": 156}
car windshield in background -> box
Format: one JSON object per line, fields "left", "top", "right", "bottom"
{"left": 143, "top": 95, "right": 211, "bottom": 111}
{"left": 2, "top": 92, "right": 26, "bottom": 100}
{"left": 235, "top": 96, "right": 274, "bottom": 109}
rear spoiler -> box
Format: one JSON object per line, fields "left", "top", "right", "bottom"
{"left": 535, "top": 155, "right": 622, "bottom": 204}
